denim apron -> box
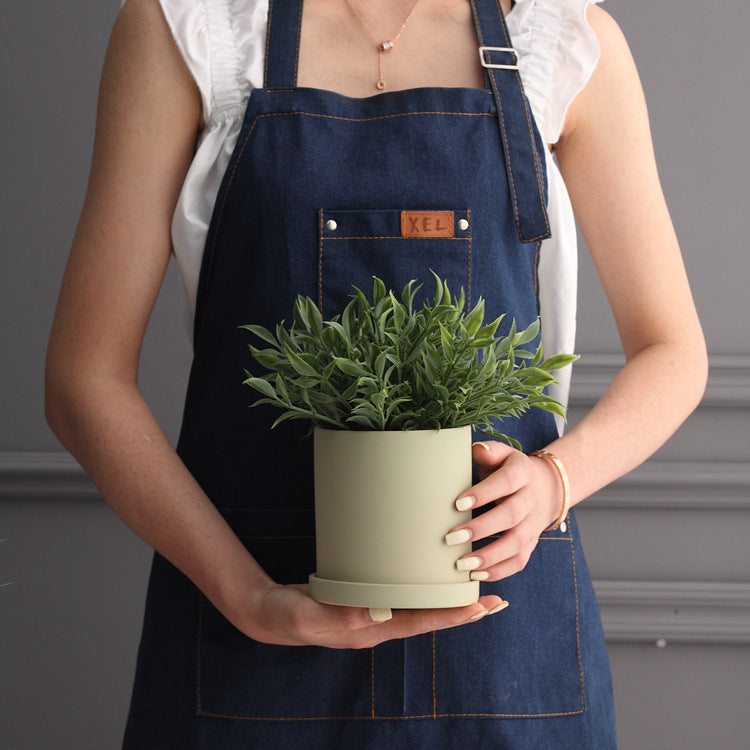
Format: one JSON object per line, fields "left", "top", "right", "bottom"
{"left": 123, "top": 1, "right": 616, "bottom": 747}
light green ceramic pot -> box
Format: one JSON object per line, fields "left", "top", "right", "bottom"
{"left": 308, "top": 425, "right": 479, "bottom": 609}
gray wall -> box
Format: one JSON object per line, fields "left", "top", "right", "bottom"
{"left": 1, "top": 1, "right": 748, "bottom": 748}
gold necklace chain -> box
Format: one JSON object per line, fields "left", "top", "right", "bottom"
{"left": 343, "top": 0, "right": 424, "bottom": 90}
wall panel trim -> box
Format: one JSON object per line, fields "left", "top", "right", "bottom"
{"left": 595, "top": 580, "right": 750, "bottom": 645}
{"left": 583, "top": 459, "right": 750, "bottom": 510}
{"left": 570, "top": 353, "right": 750, "bottom": 408}
{"left": 3, "top": 451, "right": 747, "bottom": 511}
{"left": 0, "top": 451, "right": 100, "bottom": 501}
{"left": 3, "top": 454, "right": 748, "bottom": 644}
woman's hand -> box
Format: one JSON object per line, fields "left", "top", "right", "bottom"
{"left": 444, "top": 441, "right": 564, "bottom": 583}
{"left": 230, "top": 581, "right": 507, "bottom": 649}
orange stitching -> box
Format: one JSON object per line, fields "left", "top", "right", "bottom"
{"left": 569, "top": 536, "right": 586, "bottom": 711}
{"left": 197, "top": 553, "right": 583, "bottom": 722}
{"left": 538, "top": 536, "right": 571, "bottom": 541}
{"left": 517, "top": 88, "right": 550, "bottom": 240}
{"left": 493, "top": 0, "right": 550, "bottom": 241}
{"left": 263, "top": 110, "right": 492, "bottom": 123}
{"left": 196, "top": 708, "right": 586, "bottom": 721}
{"left": 370, "top": 648, "right": 376, "bottom": 718}
{"left": 199, "top": 117, "right": 261, "bottom": 325}
{"left": 490, "top": 0, "right": 522, "bottom": 240}
{"left": 469, "top": 1, "right": 486, "bottom": 51}
{"left": 293, "top": 0, "right": 303, "bottom": 86}
{"left": 197, "top": 569, "right": 584, "bottom": 722}
{"left": 512, "top": 76, "right": 550, "bottom": 239}
{"left": 466, "top": 209, "right": 472, "bottom": 310}
{"left": 467, "top": 0, "right": 526, "bottom": 242}
{"left": 488, "top": 65, "right": 522, "bottom": 241}
{"left": 263, "top": 0, "right": 274, "bottom": 88}
{"left": 202, "top": 111, "right": 492, "bottom": 320}
{"left": 432, "top": 631, "right": 437, "bottom": 718}
{"left": 196, "top": 594, "right": 203, "bottom": 713}
{"left": 488, "top": 64, "right": 549, "bottom": 243}
{"left": 323, "top": 235, "right": 470, "bottom": 241}
{"left": 318, "top": 210, "right": 324, "bottom": 313}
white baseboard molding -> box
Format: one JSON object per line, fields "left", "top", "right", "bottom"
{"left": 569, "top": 353, "right": 750, "bottom": 408}
{"left": 595, "top": 580, "right": 750, "bottom": 645}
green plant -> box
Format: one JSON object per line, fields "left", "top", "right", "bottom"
{"left": 242, "top": 275, "right": 577, "bottom": 449}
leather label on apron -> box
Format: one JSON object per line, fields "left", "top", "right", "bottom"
{"left": 401, "top": 211, "right": 454, "bottom": 238}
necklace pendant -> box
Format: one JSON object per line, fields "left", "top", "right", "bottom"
{"left": 378, "top": 40, "right": 394, "bottom": 52}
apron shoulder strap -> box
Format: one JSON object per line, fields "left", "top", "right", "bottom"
{"left": 469, "top": 0, "right": 551, "bottom": 243}
{"left": 263, "top": 0, "right": 303, "bottom": 90}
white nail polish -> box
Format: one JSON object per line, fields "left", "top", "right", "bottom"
{"left": 469, "top": 609, "right": 488, "bottom": 621}
{"left": 487, "top": 601, "right": 509, "bottom": 615}
{"left": 445, "top": 528, "right": 472, "bottom": 545}
{"left": 470, "top": 570, "right": 490, "bottom": 581}
{"left": 369, "top": 607, "right": 392, "bottom": 622}
{"left": 455, "top": 495, "right": 475, "bottom": 512}
{"left": 456, "top": 556, "right": 482, "bottom": 571}
{"left": 471, "top": 441, "right": 492, "bottom": 452}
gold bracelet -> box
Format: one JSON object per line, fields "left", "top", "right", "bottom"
{"left": 530, "top": 449, "right": 571, "bottom": 532}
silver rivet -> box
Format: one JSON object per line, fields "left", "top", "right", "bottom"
{"left": 326, "top": 219, "right": 338, "bottom": 232}
{"left": 559, "top": 520, "right": 567, "bottom": 533}
{"left": 458, "top": 218, "right": 469, "bottom": 231}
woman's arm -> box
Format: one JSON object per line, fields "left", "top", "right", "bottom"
{"left": 45, "top": 0, "right": 270, "bottom": 628}
{"left": 447, "top": 6, "right": 708, "bottom": 581}
{"left": 46, "top": 0, "right": 500, "bottom": 642}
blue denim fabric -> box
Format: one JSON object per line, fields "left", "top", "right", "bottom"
{"left": 123, "top": 0, "right": 616, "bottom": 747}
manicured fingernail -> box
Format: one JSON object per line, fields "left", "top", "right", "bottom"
{"left": 445, "top": 528, "right": 472, "bottom": 545}
{"left": 456, "top": 556, "right": 482, "bottom": 571}
{"left": 487, "top": 601, "right": 509, "bottom": 615}
{"left": 369, "top": 607, "right": 392, "bottom": 622}
{"left": 455, "top": 495, "right": 475, "bottom": 512}
{"left": 472, "top": 441, "right": 492, "bottom": 452}
{"left": 469, "top": 609, "right": 488, "bottom": 621}
{"left": 470, "top": 570, "right": 490, "bottom": 581}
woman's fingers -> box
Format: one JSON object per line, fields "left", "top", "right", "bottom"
{"left": 255, "top": 584, "right": 507, "bottom": 649}
{"left": 454, "top": 443, "right": 529, "bottom": 513}
{"left": 458, "top": 518, "right": 539, "bottom": 582}
{"left": 444, "top": 444, "right": 565, "bottom": 582}
{"left": 346, "top": 595, "right": 507, "bottom": 648}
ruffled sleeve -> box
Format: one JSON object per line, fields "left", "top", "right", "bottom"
{"left": 507, "top": 0, "right": 602, "bottom": 144}
{"left": 152, "top": 0, "right": 268, "bottom": 126}
{"left": 125, "top": 0, "right": 269, "bottom": 336}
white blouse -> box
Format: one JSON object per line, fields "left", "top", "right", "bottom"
{"left": 147, "top": 0, "right": 602, "bottom": 419}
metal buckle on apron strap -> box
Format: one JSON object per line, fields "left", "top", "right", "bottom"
{"left": 478, "top": 46, "right": 519, "bottom": 70}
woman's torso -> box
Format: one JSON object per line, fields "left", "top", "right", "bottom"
{"left": 152, "top": 0, "right": 601, "bottom": 418}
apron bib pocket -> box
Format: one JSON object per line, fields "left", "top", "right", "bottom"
{"left": 318, "top": 208, "right": 472, "bottom": 317}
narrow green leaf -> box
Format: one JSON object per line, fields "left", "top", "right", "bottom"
{"left": 240, "top": 324, "right": 279, "bottom": 348}
{"left": 333, "top": 357, "right": 370, "bottom": 378}
{"left": 286, "top": 350, "right": 320, "bottom": 377}
{"left": 540, "top": 353, "right": 580, "bottom": 371}
{"left": 243, "top": 377, "right": 278, "bottom": 399}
